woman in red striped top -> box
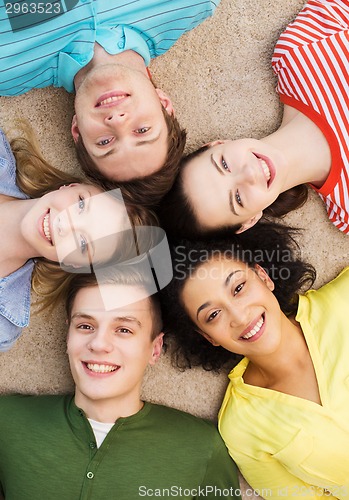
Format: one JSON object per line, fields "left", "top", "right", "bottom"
{"left": 160, "top": 0, "right": 349, "bottom": 237}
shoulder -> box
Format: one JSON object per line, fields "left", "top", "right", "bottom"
{"left": 147, "top": 403, "right": 221, "bottom": 439}
{"left": 0, "top": 394, "right": 69, "bottom": 417}
{"left": 302, "top": 267, "right": 349, "bottom": 306}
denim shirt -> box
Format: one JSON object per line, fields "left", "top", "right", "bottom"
{"left": 0, "top": 130, "right": 34, "bottom": 352}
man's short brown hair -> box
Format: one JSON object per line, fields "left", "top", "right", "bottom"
{"left": 74, "top": 106, "right": 186, "bottom": 207}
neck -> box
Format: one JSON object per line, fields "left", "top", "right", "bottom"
{"left": 0, "top": 198, "right": 39, "bottom": 274}
{"left": 74, "top": 46, "right": 149, "bottom": 91}
{"left": 264, "top": 105, "right": 331, "bottom": 190}
{"left": 75, "top": 392, "right": 144, "bottom": 423}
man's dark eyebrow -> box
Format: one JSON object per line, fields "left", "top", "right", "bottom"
{"left": 196, "top": 270, "right": 242, "bottom": 319}
{"left": 135, "top": 131, "right": 161, "bottom": 147}
{"left": 71, "top": 313, "right": 95, "bottom": 321}
{"left": 93, "top": 148, "right": 116, "bottom": 160}
{"left": 112, "top": 316, "right": 142, "bottom": 327}
{"left": 92, "top": 131, "right": 161, "bottom": 159}
{"left": 210, "top": 154, "right": 223, "bottom": 175}
{"left": 71, "top": 313, "right": 142, "bottom": 328}
{"left": 229, "top": 190, "right": 238, "bottom": 216}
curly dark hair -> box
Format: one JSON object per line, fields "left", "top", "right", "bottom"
{"left": 158, "top": 146, "right": 309, "bottom": 239}
{"left": 74, "top": 106, "right": 186, "bottom": 207}
{"left": 160, "top": 221, "right": 316, "bottom": 372}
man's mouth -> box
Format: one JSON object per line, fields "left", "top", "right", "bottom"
{"left": 240, "top": 315, "right": 265, "bottom": 341}
{"left": 43, "top": 210, "right": 53, "bottom": 245}
{"left": 95, "top": 92, "right": 130, "bottom": 107}
{"left": 84, "top": 362, "right": 120, "bottom": 374}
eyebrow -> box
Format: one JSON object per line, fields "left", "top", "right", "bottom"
{"left": 92, "top": 132, "right": 162, "bottom": 159}
{"left": 196, "top": 270, "right": 242, "bottom": 319}
{"left": 71, "top": 313, "right": 142, "bottom": 327}
{"left": 210, "top": 154, "right": 223, "bottom": 175}
{"left": 229, "top": 190, "right": 239, "bottom": 216}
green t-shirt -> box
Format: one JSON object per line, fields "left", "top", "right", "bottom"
{"left": 0, "top": 394, "right": 241, "bottom": 499}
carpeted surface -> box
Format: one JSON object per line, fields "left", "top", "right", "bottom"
{"left": 1, "top": 1, "right": 348, "bottom": 496}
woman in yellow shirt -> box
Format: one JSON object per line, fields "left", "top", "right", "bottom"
{"left": 163, "top": 223, "right": 349, "bottom": 499}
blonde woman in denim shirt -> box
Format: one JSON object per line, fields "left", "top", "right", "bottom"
{"left": 0, "top": 128, "right": 153, "bottom": 351}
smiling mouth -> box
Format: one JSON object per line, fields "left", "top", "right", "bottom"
{"left": 253, "top": 153, "right": 274, "bottom": 187}
{"left": 85, "top": 362, "right": 120, "bottom": 374}
{"left": 240, "top": 315, "right": 264, "bottom": 340}
{"left": 259, "top": 158, "right": 271, "bottom": 183}
{"left": 43, "top": 211, "right": 53, "bottom": 245}
{"left": 96, "top": 94, "right": 130, "bottom": 107}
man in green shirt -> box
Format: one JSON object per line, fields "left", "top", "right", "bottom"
{"left": 0, "top": 271, "right": 241, "bottom": 500}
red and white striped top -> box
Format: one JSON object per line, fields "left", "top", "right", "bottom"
{"left": 272, "top": 0, "right": 349, "bottom": 233}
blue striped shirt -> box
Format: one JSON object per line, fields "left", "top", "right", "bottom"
{"left": 0, "top": 0, "right": 220, "bottom": 95}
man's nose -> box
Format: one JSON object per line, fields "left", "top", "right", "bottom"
{"left": 88, "top": 329, "right": 113, "bottom": 353}
{"left": 104, "top": 111, "right": 127, "bottom": 124}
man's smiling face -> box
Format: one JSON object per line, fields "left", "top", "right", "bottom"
{"left": 72, "top": 64, "right": 174, "bottom": 181}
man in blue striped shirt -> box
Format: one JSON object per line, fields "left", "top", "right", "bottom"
{"left": 0, "top": 0, "right": 221, "bottom": 202}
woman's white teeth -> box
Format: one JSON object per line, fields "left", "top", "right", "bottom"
{"left": 242, "top": 317, "right": 264, "bottom": 340}
{"left": 43, "top": 213, "right": 52, "bottom": 243}
{"left": 260, "top": 159, "right": 271, "bottom": 182}
{"left": 86, "top": 363, "right": 118, "bottom": 373}
{"left": 99, "top": 95, "right": 127, "bottom": 106}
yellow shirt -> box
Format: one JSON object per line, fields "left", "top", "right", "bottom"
{"left": 218, "top": 267, "right": 349, "bottom": 499}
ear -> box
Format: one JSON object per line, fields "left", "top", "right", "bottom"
{"left": 254, "top": 264, "right": 275, "bottom": 291}
{"left": 149, "top": 333, "right": 164, "bottom": 365}
{"left": 155, "top": 88, "right": 175, "bottom": 117}
{"left": 235, "top": 212, "right": 263, "bottom": 234}
{"left": 71, "top": 115, "right": 80, "bottom": 143}
{"left": 196, "top": 328, "right": 220, "bottom": 347}
{"left": 59, "top": 183, "right": 79, "bottom": 190}
{"left": 203, "top": 140, "right": 228, "bottom": 148}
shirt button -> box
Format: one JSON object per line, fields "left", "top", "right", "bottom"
{"left": 118, "top": 41, "right": 124, "bottom": 49}
{"left": 87, "top": 472, "right": 94, "bottom": 479}
{"left": 89, "top": 442, "right": 96, "bottom": 449}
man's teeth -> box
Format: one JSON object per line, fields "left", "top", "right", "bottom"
{"left": 260, "top": 159, "right": 271, "bottom": 182}
{"left": 86, "top": 363, "right": 119, "bottom": 373}
{"left": 98, "top": 95, "right": 127, "bottom": 106}
{"left": 241, "top": 317, "right": 264, "bottom": 340}
{"left": 43, "top": 213, "right": 52, "bottom": 243}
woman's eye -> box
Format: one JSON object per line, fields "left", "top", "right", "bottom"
{"left": 98, "top": 138, "right": 112, "bottom": 146}
{"left": 207, "top": 310, "right": 220, "bottom": 322}
{"left": 234, "top": 283, "right": 245, "bottom": 295}
{"left": 135, "top": 127, "right": 150, "bottom": 134}
{"left": 221, "top": 157, "right": 230, "bottom": 172}
{"left": 80, "top": 235, "right": 88, "bottom": 254}
{"left": 78, "top": 195, "right": 85, "bottom": 213}
{"left": 236, "top": 190, "right": 243, "bottom": 206}
{"left": 77, "top": 324, "right": 93, "bottom": 330}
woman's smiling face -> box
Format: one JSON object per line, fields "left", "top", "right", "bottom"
{"left": 181, "top": 257, "right": 284, "bottom": 359}
{"left": 21, "top": 184, "right": 131, "bottom": 268}
{"left": 182, "top": 139, "right": 286, "bottom": 232}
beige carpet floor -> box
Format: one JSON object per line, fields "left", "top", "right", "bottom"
{"left": 1, "top": 0, "right": 349, "bottom": 497}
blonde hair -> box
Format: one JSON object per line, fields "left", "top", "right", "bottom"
{"left": 9, "top": 122, "right": 157, "bottom": 312}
